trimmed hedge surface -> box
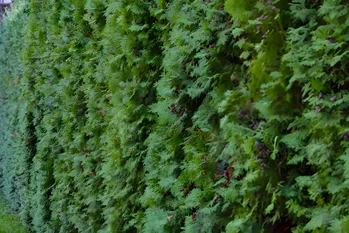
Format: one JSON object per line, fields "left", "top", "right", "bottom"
{"left": 1, "top": 0, "right": 349, "bottom": 232}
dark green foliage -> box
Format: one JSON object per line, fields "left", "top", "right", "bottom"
{"left": 1, "top": 0, "right": 349, "bottom": 232}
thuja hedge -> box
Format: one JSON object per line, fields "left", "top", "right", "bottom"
{"left": 1, "top": 0, "right": 349, "bottom": 232}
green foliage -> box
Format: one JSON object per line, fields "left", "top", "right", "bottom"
{"left": 1, "top": 0, "right": 349, "bottom": 232}
{"left": 0, "top": 193, "right": 28, "bottom": 233}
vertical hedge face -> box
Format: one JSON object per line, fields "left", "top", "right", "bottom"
{"left": 0, "top": 1, "right": 25, "bottom": 213}
{"left": 1, "top": 0, "right": 349, "bottom": 232}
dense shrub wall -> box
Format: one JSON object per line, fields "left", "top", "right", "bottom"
{"left": 1, "top": 0, "right": 349, "bottom": 232}
{"left": 0, "top": 0, "right": 30, "bottom": 217}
